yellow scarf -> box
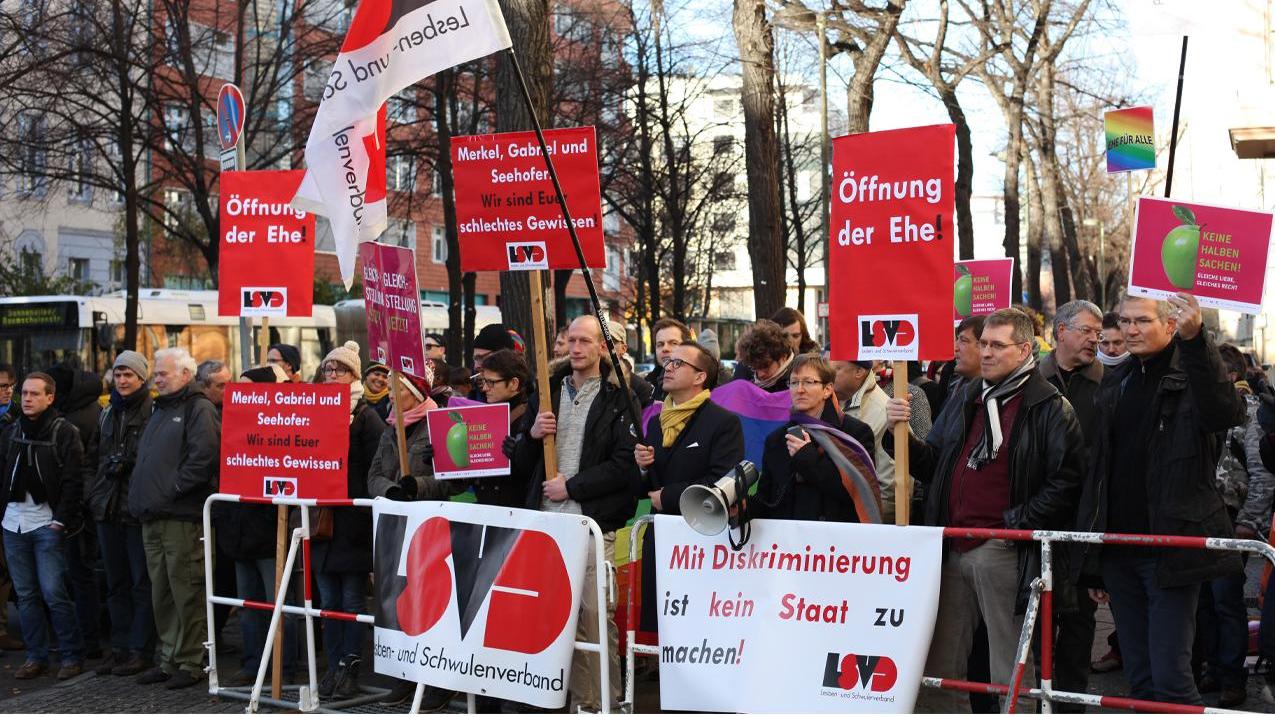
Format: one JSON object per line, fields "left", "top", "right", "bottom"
{"left": 660, "top": 389, "right": 711, "bottom": 447}
{"left": 364, "top": 384, "right": 390, "bottom": 404}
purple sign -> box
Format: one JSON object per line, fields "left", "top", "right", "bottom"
{"left": 359, "top": 241, "right": 427, "bottom": 379}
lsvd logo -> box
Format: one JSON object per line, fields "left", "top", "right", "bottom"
{"left": 822, "top": 652, "right": 898, "bottom": 692}
{"left": 241, "top": 286, "right": 288, "bottom": 317}
{"left": 506, "top": 242, "right": 548, "bottom": 271}
{"left": 856, "top": 313, "right": 919, "bottom": 360}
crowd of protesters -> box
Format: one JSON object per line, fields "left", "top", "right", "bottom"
{"left": 0, "top": 292, "right": 1273, "bottom": 712}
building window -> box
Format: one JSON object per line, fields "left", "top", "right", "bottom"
{"left": 110, "top": 259, "right": 125, "bottom": 285}
{"left": 20, "top": 250, "right": 42, "bottom": 276}
{"left": 68, "top": 257, "right": 90, "bottom": 282}
{"left": 68, "top": 139, "right": 92, "bottom": 202}
{"left": 431, "top": 168, "right": 444, "bottom": 198}
{"left": 713, "top": 97, "right": 736, "bottom": 117}
{"left": 17, "top": 113, "right": 47, "bottom": 196}
{"left": 712, "top": 213, "right": 736, "bottom": 233}
{"left": 432, "top": 226, "right": 447, "bottom": 263}
{"left": 553, "top": 8, "right": 591, "bottom": 42}
{"left": 337, "top": 0, "right": 356, "bottom": 33}
{"left": 713, "top": 135, "right": 733, "bottom": 154}
{"left": 388, "top": 154, "right": 416, "bottom": 192}
{"left": 388, "top": 90, "right": 416, "bottom": 124}
{"left": 714, "top": 251, "right": 735, "bottom": 271}
{"left": 164, "top": 104, "right": 191, "bottom": 152}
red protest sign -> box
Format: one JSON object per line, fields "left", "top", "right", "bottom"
{"left": 954, "top": 258, "right": 1015, "bottom": 324}
{"left": 426, "top": 404, "right": 510, "bottom": 480}
{"left": 220, "top": 383, "right": 350, "bottom": 500}
{"left": 828, "top": 125, "right": 955, "bottom": 361}
{"left": 218, "top": 170, "right": 315, "bottom": 318}
{"left": 1129, "top": 197, "right": 1275, "bottom": 314}
{"left": 451, "top": 126, "right": 606, "bottom": 271}
{"left": 359, "top": 241, "right": 427, "bottom": 378}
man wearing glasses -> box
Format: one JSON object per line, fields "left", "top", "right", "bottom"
{"left": 633, "top": 343, "right": 743, "bottom": 633}
{"left": 423, "top": 334, "right": 446, "bottom": 362}
{"left": 1077, "top": 292, "right": 1245, "bottom": 707}
{"left": 1037, "top": 300, "right": 1104, "bottom": 712}
{"left": 885, "top": 308, "right": 1085, "bottom": 712}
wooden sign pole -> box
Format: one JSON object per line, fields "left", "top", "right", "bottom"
{"left": 389, "top": 370, "right": 411, "bottom": 478}
{"left": 893, "top": 360, "right": 910, "bottom": 526}
{"left": 528, "top": 270, "right": 558, "bottom": 480}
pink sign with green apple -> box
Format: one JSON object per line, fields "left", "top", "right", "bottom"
{"left": 1129, "top": 197, "right": 1275, "bottom": 314}
{"left": 954, "top": 258, "right": 1015, "bottom": 324}
{"left": 425, "top": 403, "right": 511, "bottom": 480}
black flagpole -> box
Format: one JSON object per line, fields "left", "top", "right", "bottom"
{"left": 503, "top": 47, "right": 645, "bottom": 434}
{"left": 1164, "top": 35, "right": 1188, "bottom": 198}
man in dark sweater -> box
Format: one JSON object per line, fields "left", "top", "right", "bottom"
{"left": 1077, "top": 292, "right": 1245, "bottom": 706}
{"left": 886, "top": 308, "right": 1085, "bottom": 712}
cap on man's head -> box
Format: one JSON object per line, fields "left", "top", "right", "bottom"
{"left": 474, "top": 324, "right": 515, "bottom": 352}
{"left": 112, "top": 350, "right": 150, "bottom": 382}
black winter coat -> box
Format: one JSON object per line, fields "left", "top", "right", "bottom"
{"left": 889, "top": 369, "right": 1086, "bottom": 611}
{"left": 86, "top": 390, "right": 152, "bottom": 523}
{"left": 756, "top": 402, "right": 876, "bottom": 523}
{"left": 1077, "top": 334, "right": 1246, "bottom": 588}
{"left": 474, "top": 400, "right": 530, "bottom": 508}
{"left": 317, "top": 400, "right": 386, "bottom": 574}
{"left": 1038, "top": 354, "right": 1104, "bottom": 447}
{"left": 128, "top": 385, "right": 220, "bottom": 522}
{"left": 0, "top": 408, "right": 84, "bottom": 529}
{"left": 512, "top": 361, "right": 640, "bottom": 532}
{"left": 639, "top": 398, "right": 744, "bottom": 631}
{"left": 49, "top": 367, "right": 102, "bottom": 454}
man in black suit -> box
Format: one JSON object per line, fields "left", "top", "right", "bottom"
{"left": 634, "top": 341, "right": 744, "bottom": 632}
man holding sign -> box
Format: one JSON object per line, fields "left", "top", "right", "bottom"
{"left": 885, "top": 309, "right": 1086, "bottom": 711}
{"left": 511, "top": 315, "right": 638, "bottom": 712}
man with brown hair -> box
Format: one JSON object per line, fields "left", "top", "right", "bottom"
{"left": 886, "top": 308, "right": 1086, "bottom": 711}
{"left": 734, "top": 319, "right": 796, "bottom": 393}
{"left": 0, "top": 372, "right": 86, "bottom": 680}
{"left": 645, "top": 317, "right": 692, "bottom": 402}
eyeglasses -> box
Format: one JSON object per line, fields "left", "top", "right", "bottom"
{"left": 1064, "top": 324, "right": 1101, "bottom": 338}
{"left": 1117, "top": 316, "right": 1160, "bottom": 329}
{"left": 322, "top": 365, "right": 351, "bottom": 375}
{"left": 978, "top": 340, "right": 1029, "bottom": 352}
{"left": 0, "top": 383, "right": 12, "bottom": 391}
{"left": 476, "top": 376, "right": 509, "bottom": 388}
{"left": 788, "top": 378, "right": 828, "bottom": 389}
{"left": 666, "top": 357, "right": 704, "bottom": 373}
{"left": 424, "top": 342, "right": 442, "bottom": 350}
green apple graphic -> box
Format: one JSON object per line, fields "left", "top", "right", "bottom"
{"left": 444, "top": 411, "right": 470, "bottom": 468}
{"left": 1161, "top": 205, "right": 1201, "bottom": 290}
{"left": 954, "top": 265, "right": 974, "bottom": 318}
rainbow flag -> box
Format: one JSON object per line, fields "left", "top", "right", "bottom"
{"left": 1104, "top": 106, "right": 1155, "bottom": 173}
{"left": 642, "top": 379, "right": 791, "bottom": 468}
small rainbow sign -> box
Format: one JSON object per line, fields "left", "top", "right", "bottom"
{"left": 1104, "top": 106, "right": 1155, "bottom": 173}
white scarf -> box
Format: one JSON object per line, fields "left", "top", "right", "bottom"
{"left": 1097, "top": 349, "right": 1131, "bottom": 368}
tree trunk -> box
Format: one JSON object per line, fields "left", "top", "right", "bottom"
{"left": 553, "top": 269, "right": 571, "bottom": 328}
{"left": 1024, "top": 152, "right": 1045, "bottom": 311}
{"left": 844, "top": 2, "right": 903, "bottom": 134}
{"left": 463, "top": 272, "right": 477, "bottom": 367}
{"left": 436, "top": 71, "right": 463, "bottom": 360}
{"left": 113, "top": 0, "right": 139, "bottom": 350}
{"left": 776, "top": 78, "right": 807, "bottom": 313}
{"left": 496, "top": 0, "right": 552, "bottom": 359}
{"left": 940, "top": 86, "right": 975, "bottom": 260}
{"left": 1032, "top": 63, "right": 1071, "bottom": 310}
{"left": 732, "top": 0, "right": 785, "bottom": 318}
{"left": 1003, "top": 111, "right": 1026, "bottom": 302}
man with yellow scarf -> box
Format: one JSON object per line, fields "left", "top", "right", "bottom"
{"left": 634, "top": 342, "right": 744, "bottom": 634}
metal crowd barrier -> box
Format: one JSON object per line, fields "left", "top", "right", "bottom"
{"left": 202, "top": 493, "right": 616, "bottom": 714}
{"left": 622, "top": 514, "right": 1275, "bottom": 714}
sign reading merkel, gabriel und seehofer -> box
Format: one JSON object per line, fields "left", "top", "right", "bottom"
{"left": 220, "top": 383, "right": 350, "bottom": 500}
{"left": 828, "top": 124, "right": 955, "bottom": 362}
{"left": 451, "top": 126, "right": 606, "bottom": 272}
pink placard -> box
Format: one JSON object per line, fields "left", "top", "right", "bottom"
{"left": 1128, "top": 197, "right": 1275, "bottom": 314}
{"left": 425, "top": 403, "right": 511, "bottom": 480}
{"left": 954, "top": 258, "right": 1015, "bottom": 324}
{"left": 359, "top": 241, "right": 427, "bottom": 379}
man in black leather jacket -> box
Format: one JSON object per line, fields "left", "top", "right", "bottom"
{"left": 886, "top": 308, "right": 1085, "bottom": 712}
{"left": 1077, "top": 292, "right": 1244, "bottom": 706}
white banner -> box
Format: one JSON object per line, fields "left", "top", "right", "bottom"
{"left": 654, "top": 515, "right": 943, "bottom": 713}
{"left": 293, "top": 0, "right": 512, "bottom": 285}
{"left": 372, "top": 500, "right": 590, "bottom": 708}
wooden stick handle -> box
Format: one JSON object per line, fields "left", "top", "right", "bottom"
{"left": 389, "top": 371, "right": 411, "bottom": 480}
{"left": 528, "top": 270, "right": 557, "bottom": 479}
{"left": 893, "top": 360, "right": 910, "bottom": 527}
{"left": 259, "top": 317, "right": 270, "bottom": 367}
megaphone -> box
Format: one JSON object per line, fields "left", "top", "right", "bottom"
{"left": 679, "top": 461, "right": 759, "bottom": 536}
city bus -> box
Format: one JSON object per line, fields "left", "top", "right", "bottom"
{"left": 0, "top": 291, "right": 505, "bottom": 382}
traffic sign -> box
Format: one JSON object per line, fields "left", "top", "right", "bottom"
{"left": 217, "top": 83, "right": 246, "bottom": 151}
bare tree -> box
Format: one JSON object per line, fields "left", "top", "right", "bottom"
{"left": 734, "top": 0, "right": 786, "bottom": 317}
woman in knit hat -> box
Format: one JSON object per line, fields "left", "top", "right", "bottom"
{"left": 312, "top": 341, "right": 386, "bottom": 699}
{"left": 361, "top": 362, "right": 391, "bottom": 421}
{"left": 362, "top": 363, "right": 468, "bottom": 708}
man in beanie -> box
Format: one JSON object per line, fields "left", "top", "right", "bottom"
{"left": 362, "top": 363, "right": 392, "bottom": 421}
{"left": 129, "top": 347, "right": 219, "bottom": 689}
{"left": 87, "top": 351, "right": 155, "bottom": 676}
{"left": 472, "top": 324, "right": 515, "bottom": 371}
{"left": 267, "top": 343, "right": 303, "bottom": 382}
{"left": 0, "top": 371, "right": 86, "bottom": 680}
